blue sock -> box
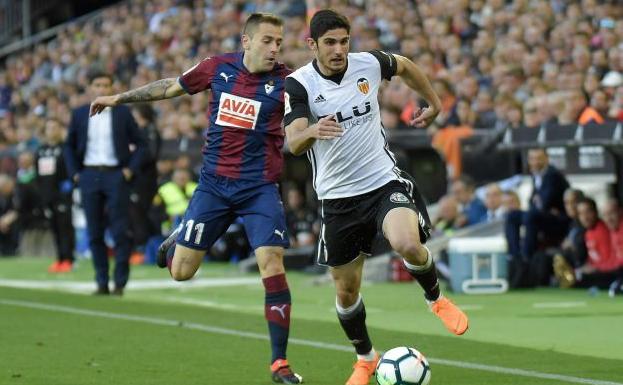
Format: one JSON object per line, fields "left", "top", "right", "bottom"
{"left": 263, "top": 274, "right": 291, "bottom": 363}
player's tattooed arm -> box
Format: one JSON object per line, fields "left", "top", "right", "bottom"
{"left": 90, "top": 78, "right": 186, "bottom": 116}
{"left": 394, "top": 55, "right": 442, "bottom": 128}
{"left": 117, "top": 78, "right": 185, "bottom": 103}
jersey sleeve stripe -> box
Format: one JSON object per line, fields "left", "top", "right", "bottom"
{"left": 177, "top": 77, "right": 192, "bottom": 95}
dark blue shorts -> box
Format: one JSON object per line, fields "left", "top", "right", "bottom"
{"left": 175, "top": 174, "right": 289, "bottom": 251}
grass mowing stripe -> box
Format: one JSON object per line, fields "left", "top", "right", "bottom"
{"left": 1, "top": 298, "right": 621, "bottom": 385}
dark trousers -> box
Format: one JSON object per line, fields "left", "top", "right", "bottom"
{"left": 79, "top": 168, "right": 131, "bottom": 289}
{"left": 0, "top": 222, "right": 19, "bottom": 256}
{"left": 505, "top": 209, "right": 569, "bottom": 260}
{"left": 129, "top": 166, "right": 158, "bottom": 248}
{"left": 45, "top": 197, "right": 75, "bottom": 262}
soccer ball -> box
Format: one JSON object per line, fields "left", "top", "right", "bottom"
{"left": 375, "top": 346, "right": 431, "bottom": 385}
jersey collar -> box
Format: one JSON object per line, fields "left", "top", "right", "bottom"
{"left": 312, "top": 59, "right": 348, "bottom": 85}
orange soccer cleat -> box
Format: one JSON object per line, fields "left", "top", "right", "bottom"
{"left": 47, "top": 261, "right": 63, "bottom": 273}
{"left": 429, "top": 296, "right": 469, "bottom": 335}
{"left": 57, "top": 260, "right": 73, "bottom": 273}
{"left": 345, "top": 353, "right": 379, "bottom": 385}
{"left": 271, "top": 359, "right": 303, "bottom": 384}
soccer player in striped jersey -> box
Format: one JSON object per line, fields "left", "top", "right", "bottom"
{"left": 283, "top": 9, "right": 469, "bottom": 385}
{"left": 90, "top": 13, "right": 302, "bottom": 384}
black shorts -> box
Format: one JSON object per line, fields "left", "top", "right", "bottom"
{"left": 317, "top": 174, "right": 432, "bottom": 267}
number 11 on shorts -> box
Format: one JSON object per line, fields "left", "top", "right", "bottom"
{"left": 183, "top": 219, "right": 204, "bottom": 245}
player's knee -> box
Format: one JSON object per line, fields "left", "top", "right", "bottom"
{"left": 391, "top": 237, "right": 422, "bottom": 260}
{"left": 170, "top": 266, "right": 193, "bottom": 281}
{"left": 256, "top": 250, "right": 285, "bottom": 276}
{"left": 336, "top": 287, "right": 360, "bottom": 307}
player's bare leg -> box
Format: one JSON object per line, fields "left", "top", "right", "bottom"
{"left": 256, "top": 246, "right": 302, "bottom": 384}
{"left": 156, "top": 225, "right": 205, "bottom": 281}
{"left": 383, "top": 207, "right": 469, "bottom": 335}
{"left": 169, "top": 244, "right": 205, "bottom": 281}
{"left": 331, "top": 255, "right": 379, "bottom": 385}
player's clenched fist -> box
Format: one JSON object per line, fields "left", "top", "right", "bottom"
{"left": 311, "top": 115, "right": 344, "bottom": 140}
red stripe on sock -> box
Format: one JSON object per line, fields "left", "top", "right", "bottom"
{"left": 265, "top": 304, "right": 291, "bottom": 328}
{"left": 262, "top": 273, "right": 288, "bottom": 293}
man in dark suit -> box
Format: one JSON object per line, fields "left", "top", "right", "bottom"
{"left": 64, "top": 71, "right": 146, "bottom": 296}
{"left": 505, "top": 147, "right": 570, "bottom": 287}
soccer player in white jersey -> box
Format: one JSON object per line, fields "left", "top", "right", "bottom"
{"left": 283, "top": 9, "right": 469, "bottom": 385}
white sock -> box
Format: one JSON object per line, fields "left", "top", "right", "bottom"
{"left": 357, "top": 347, "right": 376, "bottom": 361}
{"left": 403, "top": 246, "right": 433, "bottom": 272}
{"left": 336, "top": 294, "right": 363, "bottom": 315}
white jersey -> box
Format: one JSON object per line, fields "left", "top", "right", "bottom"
{"left": 285, "top": 51, "right": 400, "bottom": 200}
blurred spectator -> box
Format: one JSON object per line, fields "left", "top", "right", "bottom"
{"left": 0, "top": 174, "right": 19, "bottom": 255}
{"left": 483, "top": 183, "right": 505, "bottom": 221}
{"left": 15, "top": 151, "right": 44, "bottom": 235}
{"left": 0, "top": 73, "right": 10, "bottom": 118}
{"left": 284, "top": 187, "right": 318, "bottom": 248}
{"left": 602, "top": 198, "right": 623, "bottom": 264}
{"left": 608, "top": 85, "right": 623, "bottom": 121}
{"left": 37, "top": 118, "right": 74, "bottom": 272}
{"left": 522, "top": 98, "right": 541, "bottom": 129}
{"left": 553, "top": 188, "right": 587, "bottom": 288}
{"left": 602, "top": 198, "right": 623, "bottom": 297}
{"left": 432, "top": 98, "right": 474, "bottom": 179}
{"left": 572, "top": 198, "right": 620, "bottom": 288}
{"left": 559, "top": 89, "right": 588, "bottom": 125}
{"left": 501, "top": 190, "right": 521, "bottom": 212}
{"left": 450, "top": 174, "right": 487, "bottom": 228}
{"left": 129, "top": 104, "right": 161, "bottom": 257}
{"left": 153, "top": 167, "right": 197, "bottom": 233}
{"left": 381, "top": 105, "right": 409, "bottom": 130}
{"left": 579, "top": 88, "right": 609, "bottom": 125}
{"left": 473, "top": 89, "right": 497, "bottom": 129}
{"left": 431, "top": 194, "right": 459, "bottom": 237}
{"left": 505, "top": 148, "right": 570, "bottom": 287}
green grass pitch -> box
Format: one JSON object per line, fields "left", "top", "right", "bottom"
{"left": 0, "top": 258, "right": 621, "bottom": 385}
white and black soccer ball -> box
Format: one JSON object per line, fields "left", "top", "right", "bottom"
{"left": 375, "top": 346, "right": 431, "bottom": 385}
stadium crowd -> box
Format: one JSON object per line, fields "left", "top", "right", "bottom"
{"left": 0, "top": 0, "right": 622, "bottom": 292}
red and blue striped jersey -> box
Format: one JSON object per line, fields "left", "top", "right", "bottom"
{"left": 178, "top": 52, "right": 291, "bottom": 183}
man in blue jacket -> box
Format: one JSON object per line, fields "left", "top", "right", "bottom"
{"left": 64, "top": 71, "right": 146, "bottom": 296}
{"left": 505, "top": 147, "right": 570, "bottom": 286}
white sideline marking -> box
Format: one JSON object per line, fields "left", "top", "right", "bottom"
{"left": 0, "top": 277, "right": 259, "bottom": 293}
{"left": 458, "top": 304, "right": 484, "bottom": 311}
{"left": 163, "top": 296, "right": 257, "bottom": 311}
{"left": 0, "top": 299, "right": 620, "bottom": 385}
{"left": 533, "top": 301, "right": 587, "bottom": 309}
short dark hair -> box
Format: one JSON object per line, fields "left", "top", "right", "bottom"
{"left": 578, "top": 197, "right": 598, "bottom": 213}
{"left": 242, "top": 13, "right": 283, "bottom": 37}
{"left": 457, "top": 174, "right": 476, "bottom": 190}
{"left": 87, "top": 70, "right": 113, "bottom": 85}
{"left": 564, "top": 188, "right": 585, "bottom": 201}
{"left": 310, "top": 9, "right": 350, "bottom": 41}
{"left": 528, "top": 147, "right": 547, "bottom": 155}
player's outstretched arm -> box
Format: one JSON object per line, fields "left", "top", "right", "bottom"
{"left": 394, "top": 55, "right": 442, "bottom": 128}
{"left": 285, "top": 115, "right": 343, "bottom": 156}
{"left": 90, "top": 78, "right": 187, "bottom": 116}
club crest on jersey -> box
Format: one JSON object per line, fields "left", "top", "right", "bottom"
{"left": 357, "top": 77, "right": 370, "bottom": 95}
{"left": 390, "top": 192, "right": 409, "bottom": 203}
{"left": 265, "top": 80, "right": 275, "bottom": 95}
{"left": 215, "top": 92, "right": 261, "bottom": 130}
